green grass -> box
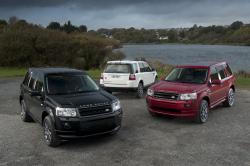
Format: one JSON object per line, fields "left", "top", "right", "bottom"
{"left": 0, "top": 67, "right": 27, "bottom": 77}
{"left": 236, "top": 76, "right": 250, "bottom": 90}
{"left": 0, "top": 67, "right": 249, "bottom": 90}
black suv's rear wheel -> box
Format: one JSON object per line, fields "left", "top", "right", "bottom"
{"left": 223, "top": 88, "right": 235, "bottom": 107}
{"left": 20, "top": 100, "right": 33, "bottom": 122}
{"left": 136, "top": 82, "right": 144, "bottom": 98}
{"left": 43, "top": 116, "right": 60, "bottom": 147}
{"left": 196, "top": 100, "right": 209, "bottom": 123}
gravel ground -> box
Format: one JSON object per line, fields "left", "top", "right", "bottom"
{"left": 0, "top": 77, "right": 250, "bottom": 166}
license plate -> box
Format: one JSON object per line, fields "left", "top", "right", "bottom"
{"left": 111, "top": 75, "right": 120, "bottom": 78}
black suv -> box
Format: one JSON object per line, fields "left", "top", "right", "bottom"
{"left": 19, "top": 68, "right": 122, "bottom": 147}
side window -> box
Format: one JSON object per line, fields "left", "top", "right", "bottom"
{"left": 217, "top": 65, "right": 226, "bottom": 79}
{"left": 23, "top": 72, "right": 31, "bottom": 86}
{"left": 143, "top": 63, "right": 152, "bottom": 72}
{"left": 139, "top": 63, "right": 145, "bottom": 73}
{"left": 225, "top": 64, "right": 233, "bottom": 76}
{"left": 28, "top": 72, "right": 36, "bottom": 90}
{"left": 132, "top": 63, "right": 138, "bottom": 73}
{"left": 210, "top": 67, "right": 219, "bottom": 82}
{"left": 34, "top": 73, "right": 44, "bottom": 92}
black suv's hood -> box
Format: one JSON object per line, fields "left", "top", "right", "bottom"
{"left": 47, "top": 90, "right": 115, "bottom": 108}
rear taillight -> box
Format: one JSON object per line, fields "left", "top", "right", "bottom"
{"left": 100, "top": 73, "right": 103, "bottom": 79}
{"left": 129, "top": 74, "right": 136, "bottom": 80}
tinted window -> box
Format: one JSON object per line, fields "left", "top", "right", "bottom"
{"left": 143, "top": 63, "right": 152, "bottom": 72}
{"left": 105, "top": 64, "right": 132, "bottom": 73}
{"left": 210, "top": 67, "right": 219, "bottom": 81}
{"left": 23, "top": 72, "right": 31, "bottom": 86}
{"left": 34, "top": 73, "right": 44, "bottom": 92}
{"left": 28, "top": 72, "right": 36, "bottom": 90}
{"left": 46, "top": 74, "right": 99, "bottom": 95}
{"left": 217, "top": 66, "right": 226, "bottom": 79}
{"left": 225, "top": 64, "right": 233, "bottom": 76}
{"left": 165, "top": 68, "right": 208, "bottom": 84}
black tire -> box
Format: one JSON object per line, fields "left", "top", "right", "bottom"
{"left": 223, "top": 88, "right": 235, "bottom": 107}
{"left": 136, "top": 82, "right": 144, "bottom": 98}
{"left": 196, "top": 100, "right": 209, "bottom": 123}
{"left": 43, "top": 116, "right": 60, "bottom": 147}
{"left": 20, "top": 100, "right": 33, "bottom": 122}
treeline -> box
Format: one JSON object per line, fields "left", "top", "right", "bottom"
{"left": 96, "top": 21, "right": 250, "bottom": 45}
{"left": 0, "top": 17, "right": 123, "bottom": 69}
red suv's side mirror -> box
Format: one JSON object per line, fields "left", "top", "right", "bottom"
{"left": 211, "top": 79, "right": 222, "bottom": 85}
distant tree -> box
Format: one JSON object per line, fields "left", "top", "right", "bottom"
{"left": 0, "top": 19, "right": 7, "bottom": 26}
{"left": 8, "top": 16, "right": 18, "bottom": 25}
{"left": 179, "top": 30, "right": 186, "bottom": 38}
{"left": 79, "top": 25, "right": 87, "bottom": 32}
{"left": 62, "top": 20, "right": 77, "bottom": 33}
{"left": 230, "top": 21, "right": 243, "bottom": 30}
{"left": 47, "top": 22, "right": 61, "bottom": 30}
{"left": 167, "top": 29, "right": 178, "bottom": 42}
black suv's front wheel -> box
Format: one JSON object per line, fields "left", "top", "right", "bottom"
{"left": 43, "top": 116, "right": 60, "bottom": 147}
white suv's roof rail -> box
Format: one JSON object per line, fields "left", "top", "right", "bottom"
{"left": 107, "top": 60, "right": 145, "bottom": 64}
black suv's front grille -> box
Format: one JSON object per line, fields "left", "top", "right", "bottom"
{"left": 154, "top": 92, "right": 179, "bottom": 100}
{"left": 78, "top": 102, "right": 112, "bottom": 116}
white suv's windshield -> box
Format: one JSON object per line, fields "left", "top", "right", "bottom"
{"left": 46, "top": 74, "right": 99, "bottom": 95}
{"left": 165, "top": 68, "right": 208, "bottom": 84}
{"left": 105, "top": 64, "right": 132, "bottom": 73}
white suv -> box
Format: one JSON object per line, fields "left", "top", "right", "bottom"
{"left": 100, "top": 61, "right": 157, "bottom": 98}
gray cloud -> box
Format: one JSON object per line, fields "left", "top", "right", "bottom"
{"left": 0, "top": 0, "right": 249, "bottom": 29}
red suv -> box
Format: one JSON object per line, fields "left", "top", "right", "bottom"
{"left": 146, "top": 62, "right": 235, "bottom": 123}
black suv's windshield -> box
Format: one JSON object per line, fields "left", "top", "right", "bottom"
{"left": 165, "top": 68, "right": 208, "bottom": 84}
{"left": 46, "top": 74, "right": 99, "bottom": 95}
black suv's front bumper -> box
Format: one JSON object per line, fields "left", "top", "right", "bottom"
{"left": 54, "top": 110, "right": 122, "bottom": 139}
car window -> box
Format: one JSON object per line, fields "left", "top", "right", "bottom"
{"left": 105, "top": 64, "right": 132, "bottom": 73}
{"left": 28, "top": 72, "right": 36, "bottom": 90}
{"left": 143, "top": 62, "right": 152, "bottom": 72}
{"left": 225, "top": 64, "right": 233, "bottom": 76}
{"left": 210, "top": 67, "right": 220, "bottom": 81}
{"left": 46, "top": 74, "right": 99, "bottom": 95}
{"left": 34, "top": 73, "right": 44, "bottom": 92}
{"left": 139, "top": 62, "right": 145, "bottom": 72}
{"left": 165, "top": 67, "right": 208, "bottom": 84}
{"left": 23, "top": 72, "right": 31, "bottom": 86}
{"left": 132, "top": 63, "right": 138, "bottom": 73}
{"left": 217, "top": 65, "right": 226, "bottom": 79}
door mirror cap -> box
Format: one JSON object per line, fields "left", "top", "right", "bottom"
{"left": 211, "top": 79, "right": 222, "bottom": 85}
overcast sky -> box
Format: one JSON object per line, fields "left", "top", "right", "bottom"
{"left": 0, "top": 0, "right": 249, "bottom": 29}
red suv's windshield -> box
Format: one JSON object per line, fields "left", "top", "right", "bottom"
{"left": 165, "top": 68, "right": 208, "bottom": 84}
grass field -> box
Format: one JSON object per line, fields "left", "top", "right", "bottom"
{"left": 0, "top": 67, "right": 249, "bottom": 89}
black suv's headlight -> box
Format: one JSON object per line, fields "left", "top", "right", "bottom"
{"left": 56, "top": 107, "right": 78, "bottom": 117}
{"left": 112, "top": 100, "right": 121, "bottom": 112}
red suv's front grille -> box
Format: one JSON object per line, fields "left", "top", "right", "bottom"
{"left": 154, "top": 92, "right": 179, "bottom": 100}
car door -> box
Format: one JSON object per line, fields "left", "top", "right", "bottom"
{"left": 30, "top": 72, "right": 45, "bottom": 123}
{"left": 209, "top": 66, "right": 224, "bottom": 106}
{"left": 143, "top": 62, "right": 156, "bottom": 85}
{"left": 138, "top": 62, "right": 147, "bottom": 85}
{"left": 217, "top": 64, "right": 230, "bottom": 99}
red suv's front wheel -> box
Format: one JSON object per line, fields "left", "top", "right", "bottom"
{"left": 196, "top": 100, "right": 209, "bottom": 123}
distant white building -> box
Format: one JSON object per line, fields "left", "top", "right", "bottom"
{"left": 159, "top": 36, "right": 169, "bottom": 40}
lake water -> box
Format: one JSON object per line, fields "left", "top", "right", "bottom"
{"left": 118, "top": 44, "right": 250, "bottom": 71}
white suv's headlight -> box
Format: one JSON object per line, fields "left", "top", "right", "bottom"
{"left": 147, "top": 89, "right": 154, "bottom": 96}
{"left": 56, "top": 107, "right": 78, "bottom": 117}
{"left": 112, "top": 100, "right": 121, "bottom": 112}
{"left": 179, "top": 93, "right": 197, "bottom": 100}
